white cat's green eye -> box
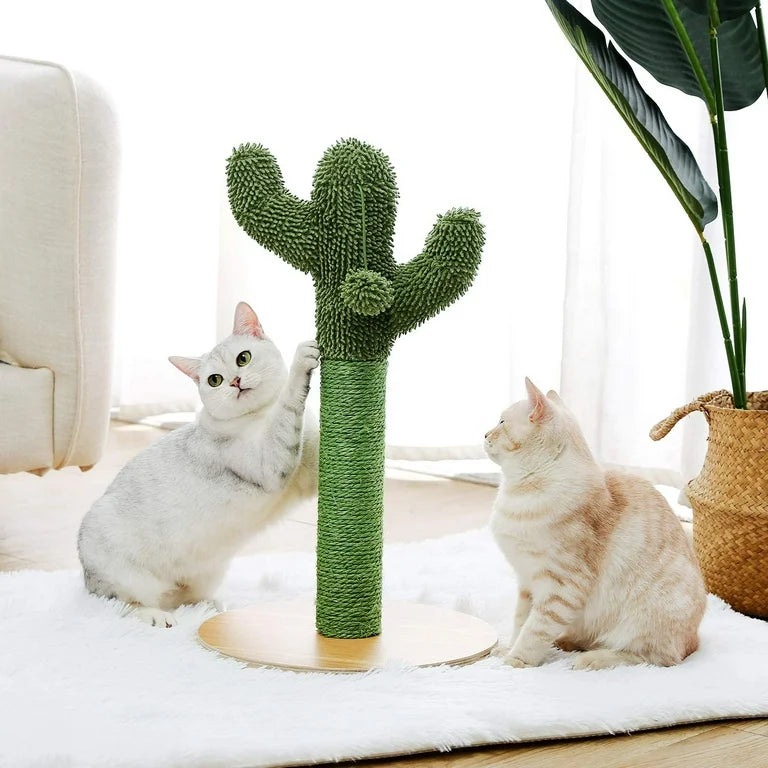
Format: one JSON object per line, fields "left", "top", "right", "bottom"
{"left": 207, "top": 374, "right": 224, "bottom": 387}
{"left": 236, "top": 350, "right": 251, "bottom": 367}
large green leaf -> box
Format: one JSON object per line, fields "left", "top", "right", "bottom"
{"left": 676, "top": 0, "right": 757, "bottom": 21}
{"left": 592, "top": 0, "right": 765, "bottom": 110}
{"left": 545, "top": 0, "right": 717, "bottom": 231}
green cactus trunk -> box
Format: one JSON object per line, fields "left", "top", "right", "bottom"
{"left": 227, "top": 138, "right": 484, "bottom": 641}
{"left": 316, "top": 359, "right": 387, "bottom": 638}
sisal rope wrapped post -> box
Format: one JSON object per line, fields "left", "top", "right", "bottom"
{"left": 227, "top": 139, "right": 484, "bottom": 637}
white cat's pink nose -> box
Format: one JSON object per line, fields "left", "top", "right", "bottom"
{"left": 230, "top": 376, "right": 241, "bottom": 388}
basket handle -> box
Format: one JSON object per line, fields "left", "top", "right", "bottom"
{"left": 649, "top": 390, "right": 730, "bottom": 441}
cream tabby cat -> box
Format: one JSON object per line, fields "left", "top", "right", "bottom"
{"left": 486, "top": 378, "right": 706, "bottom": 670}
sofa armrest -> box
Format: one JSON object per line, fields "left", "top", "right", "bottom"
{"left": 0, "top": 55, "right": 119, "bottom": 472}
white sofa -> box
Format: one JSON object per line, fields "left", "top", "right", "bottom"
{"left": 0, "top": 55, "right": 119, "bottom": 475}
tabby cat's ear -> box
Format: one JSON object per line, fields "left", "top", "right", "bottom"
{"left": 525, "top": 377, "right": 552, "bottom": 424}
{"left": 546, "top": 389, "right": 563, "bottom": 404}
{"left": 169, "top": 356, "right": 201, "bottom": 382}
{"left": 233, "top": 301, "right": 264, "bottom": 338}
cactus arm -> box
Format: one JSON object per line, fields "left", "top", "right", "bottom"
{"left": 227, "top": 143, "right": 317, "bottom": 275}
{"left": 389, "top": 208, "right": 485, "bottom": 339}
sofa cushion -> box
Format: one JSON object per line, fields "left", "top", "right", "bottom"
{"left": 0, "top": 364, "right": 54, "bottom": 474}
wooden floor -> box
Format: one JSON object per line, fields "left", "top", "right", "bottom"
{"left": 1, "top": 422, "right": 766, "bottom": 767}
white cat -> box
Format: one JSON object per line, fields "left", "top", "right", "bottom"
{"left": 486, "top": 378, "right": 706, "bottom": 670}
{"left": 78, "top": 302, "right": 319, "bottom": 627}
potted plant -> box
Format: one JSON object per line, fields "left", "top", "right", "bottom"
{"left": 544, "top": 0, "right": 768, "bottom": 616}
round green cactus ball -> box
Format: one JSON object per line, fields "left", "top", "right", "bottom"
{"left": 340, "top": 269, "right": 395, "bottom": 317}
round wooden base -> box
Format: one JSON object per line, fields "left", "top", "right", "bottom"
{"left": 198, "top": 600, "right": 498, "bottom": 672}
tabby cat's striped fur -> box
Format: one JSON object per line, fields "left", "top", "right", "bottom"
{"left": 486, "top": 379, "right": 706, "bottom": 670}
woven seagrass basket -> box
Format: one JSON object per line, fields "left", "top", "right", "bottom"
{"left": 651, "top": 390, "right": 768, "bottom": 618}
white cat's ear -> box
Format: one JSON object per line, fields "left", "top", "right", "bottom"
{"left": 525, "top": 377, "right": 552, "bottom": 423}
{"left": 233, "top": 301, "right": 264, "bottom": 338}
{"left": 169, "top": 356, "right": 201, "bottom": 382}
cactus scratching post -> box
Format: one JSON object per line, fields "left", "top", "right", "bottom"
{"left": 198, "top": 139, "right": 496, "bottom": 668}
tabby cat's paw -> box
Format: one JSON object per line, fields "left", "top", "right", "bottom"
{"left": 571, "top": 649, "right": 642, "bottom": 671}
{"left": 134, "top": 606, "right": 177, "bottom": 628}
{"left": 503, "top": 644, "right": 547, "bottom": 668}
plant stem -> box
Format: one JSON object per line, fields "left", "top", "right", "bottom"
{"left": 708, "top": 11, "right": 746, "bottom": 407}
{"left": 742, "top": 298, "right": 747, "bottom": 363}
{"left": 756, "top": 0, "right": 768, "bottom": 102}
{"left": 663, "top": 0, "right": 746, "bottom": 405}
{"left": 708, "top": 0, "right": 721, "bottom": 27}
{"left": 661, "top": 0, "right": 716, "bottom": 113}
{"left": 701, "top": 237, "right": 740, "bottom": 396}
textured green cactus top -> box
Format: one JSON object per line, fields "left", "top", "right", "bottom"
{"left": 227, "top": 138, "right": 485, "bottom": 360}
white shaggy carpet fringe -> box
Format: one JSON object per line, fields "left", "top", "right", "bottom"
{"left": 1, "top": 528, "right": 767, "bottom": 768}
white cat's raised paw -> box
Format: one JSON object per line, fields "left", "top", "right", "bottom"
{"left": 133, "top": 606, "right": 177, "bottom": 628}
{"left": 293, "top": 340, "right": 320, "bottom": 374}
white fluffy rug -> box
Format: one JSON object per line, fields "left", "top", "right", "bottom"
{"left": 2, "top": 529, "right": 768, "bottom": 768}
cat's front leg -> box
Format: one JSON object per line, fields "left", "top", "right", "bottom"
{"left": 256, "top": 340, "right": 319, "bottom": 493}
{"left": 284, "top": 340, "right": 320, "bottom": 407}
{"left": 223, "top": 341, "right": 319, "bottom": 491}
{"left": 496, "top": 587, "right": 533, "bottom": 657}
{"left": 512, "top": 588, "right": 532, "bottom": 643}
{"left": 504, "top": 595, "right": 582, "bottom": 668}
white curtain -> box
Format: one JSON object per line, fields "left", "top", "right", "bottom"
{"left": 8, "top": 1, "right": 763, "bottom": 478}
{"left": 562, "top": 52, "right": 768, "bottom": 484}
{"left": 212, "top": 1, "right": 576, "bottom": 451}
{"left": 6, "top": 0, "right": 574, "bottom": 449}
